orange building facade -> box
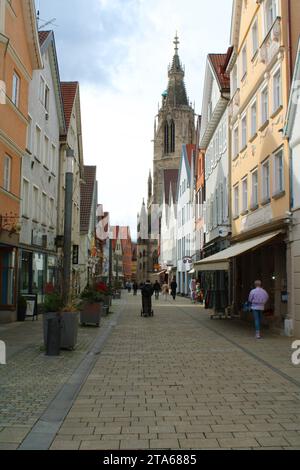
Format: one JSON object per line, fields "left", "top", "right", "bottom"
{"left": 0, "top": 0, "right": 42, "bottom": 321}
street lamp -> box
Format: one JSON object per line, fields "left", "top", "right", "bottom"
{"left": 63, "top": 147, "right": 74, "bottom": 304}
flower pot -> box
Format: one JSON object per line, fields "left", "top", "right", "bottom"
{"left": 80, "top": 302, "right": 102, "bottom": 327}
{"left": 60, "top": 311, "right": 79, "bottom": 350}
{"left": 43, "top": 311, "right": 79, "bottom": 351}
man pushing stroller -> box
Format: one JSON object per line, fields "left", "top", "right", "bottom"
{"left": 141, "top": 280, "right": 154, "bottom": 317}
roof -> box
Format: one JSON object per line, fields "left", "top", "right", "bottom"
{"left": 163, "top": 169, "right": 178, "bottom": 204}
{"left": 208, "top": 53, "right": 231, "bottom": 91}
{"left": 38, "top": 30, "right": 51, "bottom": 47}
{"left": 80, "top": 166, "right": 97, "bottom": 233}
{"left": 61, "top": 82, "right": 78, "bottom": 130}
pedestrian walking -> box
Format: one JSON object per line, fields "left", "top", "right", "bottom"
{"left": 153, "top": 280, "right": 161, "bottom": 300}
{"left": 141, "top": 280, "right": 154, "bottom": 317}
{"left": 248, "top": 280, "right": 269, "bottom": 339}
{"left": 133, "top": 282, "right": 138, "bottom": 296}
{"left": 189, "top": 278, "right": 196, "bottom": 303}
{"left": 162, "top": 282, "right": 169, "bottom": 301}
{"left": 170, "top": 277, "right": 177, "bottom": 301}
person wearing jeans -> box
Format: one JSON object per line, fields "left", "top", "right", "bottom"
{"left": 248, "top": 280, "right": 269, "bottom": 339}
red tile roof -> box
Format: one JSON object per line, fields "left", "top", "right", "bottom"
{"left": 80, "top": 166, "right": 97, "bottom": 233}
{"left": 38, "top": 30, "right": 51, "bottom": 47}
{"left": 208, "top": 53, "right": 231, "bottom": 91}
{"left": 61, "top": 82, "right": 78, "bottom": 131}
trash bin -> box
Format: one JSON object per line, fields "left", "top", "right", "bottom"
{"left": 46, "top": 316, "right": 61, "bottom": 356}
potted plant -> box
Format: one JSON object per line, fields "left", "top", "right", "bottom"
{"left": 17, "top": 295, "right": 27, "bottom": 322}
{"left": 43, "top": 293, "right": 79, "bottom": 351}
{"left": 60, "top": 301, "right": 80, "bottom": 350}
{"left": 80, "top": 286, "right": 103, "bottom": 326}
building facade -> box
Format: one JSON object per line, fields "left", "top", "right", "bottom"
{"left": 80, "top": 166, "right": 98, "bottom": 290}
{"left": 19, "top": 30, "right": 66, "bottom": 305}
{"left": 284, "top": 38, "right": 300, "bottom": 338}
{"left": 58, "top": 82, "right": 84, "bottom": 297}
{"left": 227, "top": 0, "right": 300, "bottom": 324}
{"left": 0, "top": 0, "right": 42, "bottom": 321}
{"left": 176, "top": 144, "right": 196, "bottom": 295}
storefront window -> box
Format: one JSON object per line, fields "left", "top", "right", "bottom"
{"left": 20, "top": 252, "right": 31, "bottom": 294}
{"left": 32, "top": 253, "right": 46, "bottom": 304}
{"left": 0, "top": 249, "right": 16, "bottom": 306}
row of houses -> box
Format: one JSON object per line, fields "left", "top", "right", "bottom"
{"left": 158, "top": 0, "right": 300, "bottom": 337}
{"left": 0, "top": 0, "right": 110, "bottom": 322}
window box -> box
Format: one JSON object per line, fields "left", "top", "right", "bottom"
{"left": 241, "top": 210, "right": 249, "bottom": 216}
{"left": 249, "top": 133, "right": 258, "bottom": 143}
{"left": 259, "top": 120, "right": 269, "bottom": 133}
{"left": 261, "top": 197, "right": 271, "bottom": 206}
{"left": 250, "top": 203, "right": 259, "bottom": 212}
{"left": 233, "top": 215, "right": 240, "bottom": 221}
{"left": 270, "top": 105, "right": 283, "bottom": 120}
{"left": 272, "top": 190, "right": 285, "bottom": 200}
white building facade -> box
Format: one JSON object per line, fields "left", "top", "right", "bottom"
{"left": 19, "top": 31, "right": 66, "bottom": 304}
{"left": 176, "top": 144, "right": 196, "bottom": 295}
{"left": 284, "top": 39, "right": 300, "bottom": 338}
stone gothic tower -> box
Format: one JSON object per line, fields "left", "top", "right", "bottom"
{"left": 153, "top": 34, "right": 196, "bottom": 207}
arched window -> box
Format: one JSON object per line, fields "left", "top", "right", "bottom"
{"left": 164, "top": 120, "right": 176, "bottom": 155}
{"left": 164, "top": 122, "right": 169, "bottom": 154}
{"left": 170, "top": 120, "right": 175, "bottom": 153}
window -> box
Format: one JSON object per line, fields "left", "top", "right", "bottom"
{"left": 274, "top": 149, "right": 284, "bottom": 195}
{"left": 262, "top": 160, "right": 270, "bottom": 202}
{"left": 49, "top": 198, "right": 55, "bottom": 227}
{"left": 42, "top": 193, "right": 47, "bottom": 225}
{"left": 233, "top": 126, "right": 239, "bottom": 158}
{"left": 234, "top": 185, "right": 239, "bottom": 218}
{"left": 273, "top": 69, "right": 282, "bottom": 112}
{"left": 44, "top": 136, "right": 49, "bottom": 168}
{"left": 3, "top": 155, "right": 12, "bottom": 192}
{"left": 12, "top": 72, "right": 20, "bottom": 107}
{"left": 251, "top": 170, "right": 259, "bottom": 208}
{"left": 51, "top": 144, "right": 56, "bottom": 174}
{"left": 232, "top": 64, "right": 238, "bottom": 95}
{"left": 39, "top": 76, "right": 45, "bottom": 103}
{"left": 241, "top": 115, "right": 247, "bottom": 149}
{"left": 35, "top": 126, "right": 41, "bottom": 160}
{"left": 27, "top": 116, "right": 33, "bottom": 152}
{"left": 261, "top": 87, "right": 269, "bottom": 124}
{"left": 33, "top": 186, "right": 39, "bottom": 221}
{"left": 266, "top": 0, "right": 277, "bottom": 33}
{"left": 45, "top": 85, "right": 50, "bottom": 112}
{"left": 242, "top": 45, "right": 247, "bottom": 79}
{"left": 22, "top": 179, "right": 30, "bottom": 217}
{"left": 242, "top": 177, "right": 248, "bottom": 213}
{"left": 252, "top": 20, "right": 259, "bottom": 57}
{"left": 251, "top": 101, "right": 257, "bottom": 137}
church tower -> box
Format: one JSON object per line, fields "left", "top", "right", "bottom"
{"left": 153, "top": 34, "right": 196, "bottom": 206}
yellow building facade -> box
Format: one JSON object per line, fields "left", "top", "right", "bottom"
{"left": 227, "top": 0, "right": 300, "bottom": 327}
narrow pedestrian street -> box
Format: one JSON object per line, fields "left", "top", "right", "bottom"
{"left": 2, "top": 293, "right": 298, "bottom": 451}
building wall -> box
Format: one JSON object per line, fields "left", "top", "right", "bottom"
{"left": 205, "top": 110, "right": 229, "bottom": 244}
{"left": 20, "top": 46, "right": 61, "bottom": 254}
{"left": 230, "top": 0, "right": 299, "bottom": 239}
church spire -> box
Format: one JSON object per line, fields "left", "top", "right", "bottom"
{"left": 165, "top": 33, "right": 188, "bottom": 107}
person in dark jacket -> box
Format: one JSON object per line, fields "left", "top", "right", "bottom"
{"left": 153, "top": 281, "right": 161, "bottom": 300}
{"left": 141, "top": 281, "right": 154, "bottom": 316}
{"left": 170, "top": 277, "right": 177, "bottom": 300}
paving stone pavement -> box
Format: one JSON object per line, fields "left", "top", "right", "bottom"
{"left": 49, "top": 293, "right": 300, "bottom": 451}
{"left": 0, "top": 303, "right": 122, "bottom": 449}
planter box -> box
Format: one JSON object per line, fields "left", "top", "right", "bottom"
{"left": 43, "top": 312, "right": 79, "bottom": 351}
{"left": 80, "top": 302, "right": 102, "bottom": 327}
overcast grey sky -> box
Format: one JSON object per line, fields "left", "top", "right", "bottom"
{"left": 37, "top": 0, "right": 233, "bottom": 239}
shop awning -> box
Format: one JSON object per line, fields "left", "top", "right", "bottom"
{"left": 194, "top": 230, "right": 283, "bottom": 272}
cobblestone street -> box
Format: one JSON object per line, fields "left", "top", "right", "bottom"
{"left": 1, "top": 293, "right": 300, "bottom": 450}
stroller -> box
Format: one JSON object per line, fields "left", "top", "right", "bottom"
{"left": 141, "top": 282, "right": 154, "bottom": 317}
